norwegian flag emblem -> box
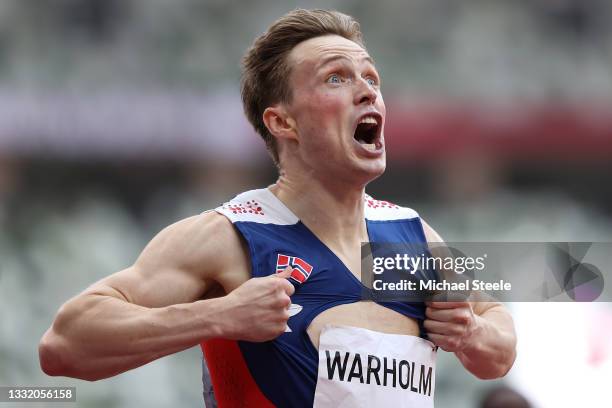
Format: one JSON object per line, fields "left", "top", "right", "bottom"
{"left": 276, "top": 254, "right": 314, "bottom": 284}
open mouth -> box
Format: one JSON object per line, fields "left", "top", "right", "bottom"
{"left": 353, "top": 114, "right": 382, "bottom": 152}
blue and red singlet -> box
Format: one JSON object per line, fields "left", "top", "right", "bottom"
{"left": 200, "top": 188, "right": 437, "bottom": 408}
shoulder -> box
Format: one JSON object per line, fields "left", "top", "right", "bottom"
{"left": 136, "top": 210, "right": 245, "bottom": 280}
{"left": 154, "top": 210, "right": 238, "bottom": 252}
{"left": 364, "top": 194, "right": 420, "bottom": 221}
{"left": 214, "top": 188, "right": 298, "bottom": 225}
{"left": 364, "top": 193, "right": 444, "bottom": 244}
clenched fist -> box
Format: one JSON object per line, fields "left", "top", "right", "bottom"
{"left": 424, "top": 301, "right": 479, "bottom": 352}
{"left": 219, "top": 267, "right": 295, "bottom": 342}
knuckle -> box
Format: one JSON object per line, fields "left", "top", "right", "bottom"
{"left": 281, "top": 296, "right": 291, "bottom": 308}
{"left": 458, "top": 311, "right": 471, "bottom": 325}
{"left": 280, "top": 278, "right": 293, "bottom": 290}
{"left": 276, "top": 296, "right": 290, "bottom": 309}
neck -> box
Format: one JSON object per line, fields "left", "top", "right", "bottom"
{"left": 269, "top": 168, "right": 369, "bottom": 247}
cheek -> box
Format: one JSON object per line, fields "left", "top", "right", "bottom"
{"left": 318, "top": 91, "right": 345, "bottom": 109}
{"left": 315, "top": 93, "right": 352, "bottom": 139}
{"left": 298, "top": 93, "right": 347, "bottom": 133}
{"left": 305, "top": 92, "right": 346, "bottom": 121}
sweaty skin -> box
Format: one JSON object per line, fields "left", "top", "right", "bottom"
{"left": 39, "top": 34, "right": 515, "bottom": 382}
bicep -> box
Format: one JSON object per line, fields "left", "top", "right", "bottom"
{"left": 84, "top": 212, "right": 233, "bottom": 308}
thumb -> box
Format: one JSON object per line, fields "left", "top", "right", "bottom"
{"left": 275, "top": 266, "right": 293, "bottom": 279}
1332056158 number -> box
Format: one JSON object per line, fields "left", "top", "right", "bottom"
{"left": 1, "top": 386, "right": 75, "bottom": 402}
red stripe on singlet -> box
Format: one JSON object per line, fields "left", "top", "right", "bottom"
{"left": 201, "top": 339, "right": 275, "bottom": 408}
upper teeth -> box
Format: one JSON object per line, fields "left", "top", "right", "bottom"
{"left": 359, "top": 116, "right": 378, "bottom": 125}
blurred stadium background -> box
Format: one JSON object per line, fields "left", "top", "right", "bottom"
{"left": 1, "top": 0, "right": 611, "bottom": 407}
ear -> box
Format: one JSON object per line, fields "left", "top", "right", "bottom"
{"left": 262, "top": 105, "right": 298, "bottom": 142}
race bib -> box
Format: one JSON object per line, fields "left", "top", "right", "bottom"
{"left": 313, "top": 325, "right": 437, "bottom": 408}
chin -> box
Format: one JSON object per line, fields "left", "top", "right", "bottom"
{"left": 353, "top": 158, "right": 386, "bottom": 185}
{"left": 368, "top": 162, "right": 386, "bottom": 180}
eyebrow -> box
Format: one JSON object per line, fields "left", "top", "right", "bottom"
{"left": 316, "top": 54, "right": 376, "bottom": 71}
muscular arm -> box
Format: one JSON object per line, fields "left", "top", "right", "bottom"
{"left": 39, "top": 211, "right": 294, "bottom": 381}
{"left": 422, "top": 220, "right": 517, "bottom": 379}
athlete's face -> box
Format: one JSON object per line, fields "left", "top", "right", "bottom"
{"left": 283, "top": 35, "right": 386, "bottom": 184}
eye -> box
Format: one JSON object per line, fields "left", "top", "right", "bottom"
{"left": 365, "top": 77, "right": 378, "bottom": 86}
{"left": 327, "top": 74, "right": 342, "bottom": 84}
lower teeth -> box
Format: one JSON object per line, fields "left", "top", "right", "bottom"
{"left": 362, "top": 143, "right": 376, "bottom": 151}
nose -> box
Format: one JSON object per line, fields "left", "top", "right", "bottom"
{"left": 354, "top": 77, "right": 377, "bottom": 105}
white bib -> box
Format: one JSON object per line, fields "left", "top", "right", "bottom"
{"left": 313, "top": 325, "right": 437, "bottom": 408}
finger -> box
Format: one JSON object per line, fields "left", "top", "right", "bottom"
{"left": 427, "top": 333, "right": 459, "bottom": 352}
{"left": 425, "top": 307, "right": 456, "bottom": 322}
{"left": 426, "top": 301, "right": 470, "bottom": 309}
{"left": 274, "top": 267, "right": 296, "bottom": 296}
{"left": 423, "top": 319, "right": 466, "bottom": 336}
{"left": 275, "top": 266, "right": 293, "bottom": 278}
{"left": 277, "top": 294, "right": 291, "bottom": 309}
{"left": 283, "top": 281, "right": 295, "bottom": 296}
{"left": 274, "top": 277, "right": 295, "bottom": 296}
{"left": 426, "top": 307, "right": 472, "bottom": 326}
{"left": 426, "top": 306, "right": 467, "bottom": 323}
{"left": 428, "top": 292, "right": 470, "bottom": 303}
{"left": 285, "top": 295, "right": 292, "bottom": 309}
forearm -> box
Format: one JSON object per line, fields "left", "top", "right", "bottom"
{"left": 455, "top": 306, "right": 517, "bottom": 379}
{"left": 39, "top": 294, "right": 225, "bottom": 381}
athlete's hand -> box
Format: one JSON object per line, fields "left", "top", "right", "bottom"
{"left": 424, "top": 301, "right": 479, "bottom": 352}
{"left": 220, "top": 267, "right": 295, "bottom": 342}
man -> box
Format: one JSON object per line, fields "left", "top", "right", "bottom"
{"left": 39, "top": 9, "right": 516, "bottom": 407}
